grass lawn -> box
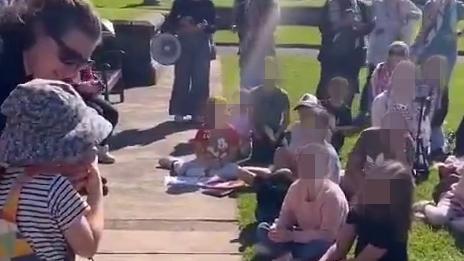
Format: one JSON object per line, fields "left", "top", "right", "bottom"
{"left": 216, "top": 23, "right": 464, "bottom": 52}
{"left": 220, "top": 54, "right": 464, "bottom": 260}
{"left": 214, "top": 26, "right": 321, "bottom": 46}
{"left": 91, "top": 0, "right": 326, "bottom": 9}
{"left": 91, "top": 0, "right": 326, "bottom": 21}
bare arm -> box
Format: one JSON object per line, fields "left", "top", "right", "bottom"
{"left": 64, "top": 159, "right": 104, "bottom": 258}
{"left": 319, "top": 223, "right": 357, "bottom": 261}
{"left": 350, "top": 244, "right": 388, "bottom": 261}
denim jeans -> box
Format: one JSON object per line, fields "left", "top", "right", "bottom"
{"left": 255, "top": 222, "right": 332, "bottom": 260}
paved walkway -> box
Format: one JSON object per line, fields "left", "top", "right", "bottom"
{"left": 89, "top": 59, "right": 241, "bottom": 260}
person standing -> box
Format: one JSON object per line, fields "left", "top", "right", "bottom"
{"left": 356, "top": 0, "right": 421, "bottom": 122}
{"left": 240, "top": 0, "right": 280, "bottom": 89}
{"left": 316, "top": 0, "right": 374, "bottom": 108}
{"left": 232, "top": 0, "right": 247, "bottom": 49}
{"left": 412, "top": 0, "right": 464, "bottom": 160}
{"left": 162, "top": 0, "right": 216, "bottom": 123}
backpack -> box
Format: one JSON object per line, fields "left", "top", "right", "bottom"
{"left": 0, "top": 174, "right": 42, "bottom": 260}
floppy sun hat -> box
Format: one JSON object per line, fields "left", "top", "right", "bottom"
{"left": 0, "top": 79, "right": 112, "bottom": 166}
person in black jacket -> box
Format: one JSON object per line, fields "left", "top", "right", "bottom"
{"left": 316, "top": 0, "right": 374, "bottom": 108}
{"left": 0, "top": 0, "right": 101, "bottom": 132}
{"left": 162, "top": 0, "right": 216, "bottom": 123}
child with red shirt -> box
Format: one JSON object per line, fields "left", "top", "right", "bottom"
{"left": 159, "top": 97, "right": 241, "bottom": 180}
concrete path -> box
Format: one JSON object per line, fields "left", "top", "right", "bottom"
{"left": 89, "top": 59, "right": 241, "bottom": 261}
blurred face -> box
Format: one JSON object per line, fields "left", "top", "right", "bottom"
{"left": 296, "top": 144, "right": 330, "bottom": 180}
{"left": 422, "top": 56, "right": 448, "bottom": 88}
{"left": 327, "top": 81, "right": 348, "bottom": 103}
{"left": 387, "top": 47, "right": 408, "bottom": 68}
{"left": 29, "top": 27, "right": 98, "bottom": 80}
{"left": 359, "top": 178, "right": 392, "bottom": 205}
{"left": 297, "top": 107, "right": 316, "bottom": 125}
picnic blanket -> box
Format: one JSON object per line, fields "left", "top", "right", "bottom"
{"left": 164, "top": 176, "right": 247, "bottom": 197}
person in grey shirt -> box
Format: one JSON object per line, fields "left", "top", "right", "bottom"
{"left": 356, "top": 0, "right": 421, "bottom": 122}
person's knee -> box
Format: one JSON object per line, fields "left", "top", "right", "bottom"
{"left": 424, "top": 206, "right": 449, "bottom": 225}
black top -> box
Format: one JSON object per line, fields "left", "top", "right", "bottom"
{"left": 162, "top": 0, "right": 216, "bottom": 34}
{"left": 347, "top": 210, "right": 408, "bottom": 261}
{"left": 0, "top": 31, "right": 30, "bottom": 131}
{"left": 322, "top": 100, "right": 352, "bottom": 152}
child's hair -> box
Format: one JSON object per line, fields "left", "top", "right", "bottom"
{"left": 388, "top": 41, "right": 410, "bottom": 58}
{"left": 327, "top": 76, "right": 349, "bottom": 100}
{"left": 356, "top": 160, "right": 414, "bottom": 242}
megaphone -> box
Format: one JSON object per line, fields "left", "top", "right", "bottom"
{"left": 150, "top": 32, "right": 182, "bottom": 66}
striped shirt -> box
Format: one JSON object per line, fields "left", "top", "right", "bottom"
{"left": 0, "top": 168, "right": 89, "bottom": 261}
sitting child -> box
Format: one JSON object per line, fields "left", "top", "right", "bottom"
{"left": 343, "top": 111, "right": 415, "bottom": 200}
{"left": 248, "top": 57, "right": 290, "bottom": 164}
{"left": 321, "top": 77, "right": 355, "bottom": 153}
{"left": 237, "top": 101, "right": 342, "bottom": 223}
{"left": 413, "top": 156, "right": 464, "bottom": 233}
{"left": 255, "top": 143, "right": 349, "bottom": 261}
{"left": 159, "top": 97, "right": 241, "bottom": 180}
{"left": 320, "top": 160, "right": 414, "bottom": 261}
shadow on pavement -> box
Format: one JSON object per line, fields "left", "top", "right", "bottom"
{"left": 110, "top": 120, "right": 195, "bottom": 151}
{"left": 170, "top": 142, "right": 194, "bottom": 157}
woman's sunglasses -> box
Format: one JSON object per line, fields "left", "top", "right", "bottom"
{"left": 53, "top": 37, "right": 93, "bottom": 68}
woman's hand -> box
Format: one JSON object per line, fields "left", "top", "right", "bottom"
{"left": 85, "top": 157, "right": 103, "bottom": 196}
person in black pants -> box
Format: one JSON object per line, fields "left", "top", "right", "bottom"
{"left": 316, "top": 0, "right": 374, "bottom": 108}
{"left": 162, "top": 0, "right": 216, "bottom": 123}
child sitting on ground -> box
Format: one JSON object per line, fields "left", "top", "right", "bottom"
{"left": 321, "top": 77, "right": 355, "bottom": 153}
{"left": 236, "top": 100, "right": 342, "bottom": 223}
{"left": 413, "top": 157, "right": 464, "bottom": 233}
{"left": 158, "top": 97, "right": 241, "bottom": 180}
{"left": 248, "top": 57, "right": 290, "bottom": 164}
{"left": 238, "top": 97, "right": 342, "bottom": 185}
{"left": 343, "top": 111, "right": 415, "bottom": 200}
{"left": 320, "top": 160, "right": 414, "bottom": 261}
{"left": 255, "top": 143, "right": 349, "bottom": 261}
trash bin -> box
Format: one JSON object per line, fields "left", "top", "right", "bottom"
{"left": 113, "top": 20, "right": 157, "bottom": 87}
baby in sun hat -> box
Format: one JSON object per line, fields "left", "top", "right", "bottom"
{"left": 0, "top": 79, "right": 112, "bottom": 260}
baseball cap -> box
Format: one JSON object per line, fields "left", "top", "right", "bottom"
{"left": 293, "top": 93, "right": 320, "bottom": 110}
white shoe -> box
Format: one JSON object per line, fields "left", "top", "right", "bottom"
{"left": 98, "top": 145, "right": 116, "bottom": 164}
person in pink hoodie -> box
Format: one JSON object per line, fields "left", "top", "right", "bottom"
{"left": 255, "top": 143, "right": 348, "bottom": 260}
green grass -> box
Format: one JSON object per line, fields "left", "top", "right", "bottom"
{"left": 91, "top": 0, "right": 326, "bottom": 20}
{"left": 221, "top": 54, "right": 464, "bottom": 260}
{"left": 214, "top": 26, "right": 321, "bottom": 46}
{"left": 91, "top": 0, "right": 326, "bottom": 9}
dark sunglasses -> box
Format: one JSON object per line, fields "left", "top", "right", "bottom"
{"left": 53, "top": 37, "right": 93, "bottom": 68}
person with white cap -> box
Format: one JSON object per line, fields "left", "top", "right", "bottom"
{"left": 0, "top": 79, "right": 112, "bottom": 260}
